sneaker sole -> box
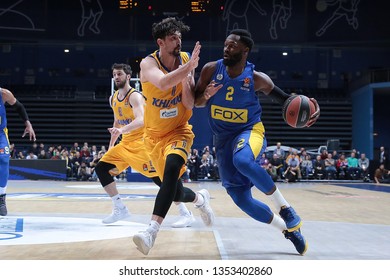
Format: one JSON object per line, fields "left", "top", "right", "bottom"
{"left": 300, "top": 240, "right": 308, "bottom": 256}
{"left": 286, "top": 220, "right": 302, "bottom": 232}
{"left": 133, "top": 235, "right": 151, "bottom": 255}
{"left": 102, "top": 213, "right": 131, "bottom": 224}
{"left": 200, "top": 206, "right": 214, "bottom": 227}
{"left": 171, "top": 217, "right": 196, "bottom": 228}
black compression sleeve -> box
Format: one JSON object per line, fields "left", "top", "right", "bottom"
{"left": 11, "top": 100, "right": 29, "bottom": 122}
{"left": 268, "top": 86, "right": 291, "bottom": 105}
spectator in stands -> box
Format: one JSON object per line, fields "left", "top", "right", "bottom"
{"left": 9, "top": 143, "right": 16, "bottom": 159}
{"left": 188, "top": 148, "right": 201, "bottom": 181}
{"left": 299, "top": 149, "right": 308, "bottom": 163}
{"left": 269, "top": 153, "right": 285, "bottom": 179}
{"left": 259, "top": 152, "right": 270, "bottom": 168}
{"left": 38, "top": 149, "right": 49, "bottom": 159}
{"left": 273, "top": 142, "right": 285, "bottom": 160}
{"left": 374, "top": 163, "right": 390, "bottom": 184}
{"left": 313, "top": 154, "right": 325, "bottom": 179}
{"left": 379, "top": 146, "right": 388, "bottom": 168}
{"left": 266, "top": 163, "right": 278, "bottom": 182}
{"left": 80, "top": 145, "right": 91, "bottom": 159}
{"left": 50, "top": 148, "right": 61, "bottom": 160}
{"left": 347, "top": 152, "right": 361, "bottom": 179}
{"left": 77, "top": 160, "right": 92, "bottom": 181}
{"left": 324, "top": 153, "right": 337, "bottom": 179}
{"left": 211, "top": 155, "right": 220, "bottom": 180}
{"left": 351, "top": 148, "right": 360, "bottom": 159}
{"left": 70, "top": 142, "right": 80, "bottom": 155}
{"left": 332, "top": 150, "right": 339, "bottom": 161}
{"left": 284, "top": 153, "right": 300, "bottom": 182}
{"left": 202, "top": 148, "right": 214, "bottom": 165}
{"left": 90, "top": 145, "right": 98, "bottom": 158}
{"left": 202, "top": 145, "right": 211, "bottom": 156}
{"left": 26, "top": 151, "right": 38, "bottom": 160}
{"left": 320, "top": 149, "right": 328, "bottom": 160}
{"left": 100, "top": 145, "right": 107, "bottom": 154}
{"left": 46, "top": 145, "right": 55, "bottom": 158}
{"left": 300, "top": 154, "right": 313, "bottom": 179}
{"left": 71, "top": 151, "right": 83, "bottom": 177}
{"left": 16, "top": 151, "right": 25, "bottom": 160}
{"left": 199, "top": 153, "right": 212, "bottom": 179}
{"left": 39, "top": 143, "right": 46, "bottom": 153}
{"left": 336, "top": 153, "right": 348, "bottom": 179}
{"left": 61, "top": 150, "right": 73, "bottom": 179}
{"left": 284, "top": 147, "right": 294, "bottom": 164}
{"left": 29, "top": 142, "right": 39, "bottom": 156}
{"left": 358, "top": 153, "right": 370, "bottom": 181}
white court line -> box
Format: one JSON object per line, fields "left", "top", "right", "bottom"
{"left": 213, "top": 229, "right": 229, "bottom": 260}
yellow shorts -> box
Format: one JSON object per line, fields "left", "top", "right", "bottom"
{"left": 145, "top": 125, "right": 194, "bottom": 179}
{"left": 99, "top": 138, "right": 156, "bottom": 178}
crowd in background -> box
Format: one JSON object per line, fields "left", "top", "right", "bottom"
{"left": 8, "top": 141, "right": 126, "bottom": 181}
{"left": 8, "top": 141, "right": 390, "bottom": 184}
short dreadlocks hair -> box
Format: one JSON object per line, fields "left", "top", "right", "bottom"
{"left": 230, "top": 29, "right": 254, "bottom": 51}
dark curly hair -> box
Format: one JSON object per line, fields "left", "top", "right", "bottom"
{"left": 111, "top": 63, "right": 132, "bottom": 76}
{"left": 152, "top": 17, "right": 190, "bottom": 41}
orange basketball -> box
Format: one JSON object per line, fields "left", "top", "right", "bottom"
{"left": 282, "top": 95, "right": 315, "bottom": 128}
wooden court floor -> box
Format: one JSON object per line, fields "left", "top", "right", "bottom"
{"left": 1, "top": 179, "right": 390, "bottom": 260}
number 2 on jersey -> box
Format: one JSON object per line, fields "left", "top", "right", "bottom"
{"left": 226, "top": 86, "right": 234, "bottom": 101}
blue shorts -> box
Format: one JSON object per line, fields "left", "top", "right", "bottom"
{"left": 215, "top": 122, "right": 269, "bottom": 190}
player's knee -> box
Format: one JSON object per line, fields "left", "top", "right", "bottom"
{"left": 165, "top": 154, "right": 185, "bottom": 174}
{"left": 232, "top": 152, "right": 251, "bottom": 170}
{"left": 95, "top": 161, "right": 116, "bottom": 187}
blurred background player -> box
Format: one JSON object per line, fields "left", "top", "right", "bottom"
{"left": 1, "top": 87, "right": 36, "bottom": 216}
{"left": 94, "top": 63, "right": 195, "bottom": 228}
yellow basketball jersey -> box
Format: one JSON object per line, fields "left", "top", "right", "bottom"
{"left": 110, "top": 88, "right": 144, "bottom": 143}
{"left": 141, "top": 51, "right": 193, "bottom": 138}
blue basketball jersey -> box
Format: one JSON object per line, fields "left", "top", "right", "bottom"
{"left": 207, "top": 60, "right": 262, "bottom": 138}
{"left": 0, "top": 87, "right": 7, "bottom": 130}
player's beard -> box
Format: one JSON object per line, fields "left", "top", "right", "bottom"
{"left": 169, "top": 45, "right": 181, "bottom": 57}
{"left": 223, "top": 52, "right": 242, "bottom": 67}
{"left": 115, "top": 79, "right": 127, "bottom": 89}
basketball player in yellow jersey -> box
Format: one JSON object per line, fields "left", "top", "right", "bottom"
{"left": 95, "top": 63, "right": 195, "bottom": 228}
{"left": 132, "top": 17, "right": 214, "bottom": 255}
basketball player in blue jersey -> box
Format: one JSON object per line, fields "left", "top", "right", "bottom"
{"left": 0, "top": 87, "right": 36, "bottom": 216}
{"left": 194, "top": 29, "right": 320, "bottom": 255}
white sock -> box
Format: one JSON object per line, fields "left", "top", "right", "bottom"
{"left": 147, "top": 220, "right": 160, "bottom": 234}
{"left": 177, "top": 202, "right": 190, "bottom": 216}
{"left": 268, "top": 188, "right": 290, "bottom": 210}
{"left": 0, "top": 187, "right": 7, "bottom": 195}
{"left": 270, "top": 214, "right": 287, "bottom": 232}
{"left": 111, "top": 194, "right": 125, "bottom": 208}
{"left": 194, "top": 192, "right": 205, "bottom": 207}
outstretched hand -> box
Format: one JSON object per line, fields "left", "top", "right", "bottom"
{"left": 22, "top": 122, "right": 36, "bottom": 141}
{"left": 108, "top": 127, "right": 123, "bottom": 137}
{"left": 306, "top": 98, "right": 320, "bottom": 127}
{"left": 204, "top": 80, "right": 223, "bottom": 100}
{"left": 188, "top": 41, "right": 201, "bottom": 71}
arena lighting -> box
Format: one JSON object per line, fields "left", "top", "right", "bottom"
{"left": 64, "top": 49, "right": 70, "bottom": 53}
{"left": 282, "top": 51, "right": 288, "bottom": 56}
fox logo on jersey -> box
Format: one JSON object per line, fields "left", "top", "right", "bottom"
{"left": 211, "top": 105, "right": 248, "bottom": 123}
